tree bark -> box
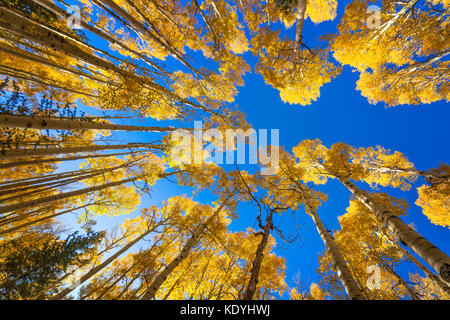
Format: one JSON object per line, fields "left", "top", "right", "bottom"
{"left": 369, "top": 165, "right": 450, "bottom": 184}
{"left": 338, "top": 176, "right": 450, "bottom": 283}
{"left": 0, "top": 161, "right": 133, "bottom": 192}
{"left": 242, "top": 226, "right": 270, "bottom": 300}
{"left": 309, "top": 207, "right": 365, "bottom": 300}
{"left": 0, "top": 143, "right": 158, "bottom": 160}
{"left": 0, "top": 44, "right": 109, "bottom": 84}
{"left": 30, "top": 0, "right": 166, "bottom": 74}
{"left": 49, "top": 227, "right": 154, "bottom": 300}
{"left": 140, "top": 197, "right": 230, "bottom": 300}
{"left": 383, "top": 263, "right": 420, "bottom": 300}
{"left": 0, "top": 150, "right": 139, "bottom": 170}
{"left": 397, "top": 244, "right": 450, "bottom": 294}
{"left": 0, "top": 177, "right": 137, "bottom": 215}
{"left": 114, "top": 272, "right": 141, "bottom": 299}
{"left": 0, "top": 203, "right": 93, "bottom": 236}
{"left": 0, "top": 5, "right": 198, "bottom": 108}
{"left": 92, "top": 262, "right": 137, "bottom": 300}
{"left": 0, "top": 115, "right": 180, "bottom": 133}
{"left": 294, "top": 0, "right": 307, "bottom": 54}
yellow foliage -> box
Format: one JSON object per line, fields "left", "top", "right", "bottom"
{"left": 416, "top": 183, "right": 450, "bottom": 228}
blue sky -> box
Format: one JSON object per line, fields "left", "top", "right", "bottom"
{"left": 57, "top": 0, "right": 449, "bottom": 298}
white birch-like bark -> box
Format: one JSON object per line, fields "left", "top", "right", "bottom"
{"left": 50, "top": 227, "right": 154, "bottom": 300}
{"left": 0, "top": 177, "right": 138, "bottom": 215}
{"left": 294, "top": 0, "right": 307, "bottom": 54}
{"left": 338, "top": 177, "right": 450, "bottom": 283}
{"left": 0, "top": 150, "right": 139, "bottom": 170}
{"left": 140, "top": 197, "right": 229, "bottom": 300}
{"left": 309, "top": 207, "right": 365, "bottom": 300}
{"left": 0, "top": 114, "right": 179, "bottom": 132}
{"left": 0, "top": 143, "right": 157, "bottom": 160}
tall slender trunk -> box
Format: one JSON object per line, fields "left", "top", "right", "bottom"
{"left": 0, "top": 150, "right": 140, "bottom": 170}
{"left": 192, "top": 0, "right": 218, "bottom": 44}
{"left": 0, "top": 115, "right": 180, "bottom": 133}
{"left": 396, "top": 244, "right": 450, "bottom": 294}
{"left": 294, "top": 0, "right": 307, "bottom": 54}
{"left": 0, "top": 170, "right": 107, "bottom": 198}
{"left": 0, "top": 6, "right": 181, "bottom": 103}
{"left": 0, "top": 44, "right": 109, "bottom": 84}
{"left": 374, "top": 0, "right": 420, "bottom": 39}
{"left": 0, "top": 203, "right": 55, "bottom": 227}
{"left": 0, "top": 177, "right": 137, "bottom": 215}
{"left": 309, "top": 207, "right": 365, "bottom": 300}
{"left": 162, "top": 276, "right": 182, "bottom": 300}
{"left": 0, "top": 203, "right": 93, "bottom": 237}
{"left": 114, "top": 272, "right": 141, "bottom": 300}
{"left": 0, "top": 4, "right": 133, "bottom": 74}
{"left": 0, "top": 161, "right": 133, "bottom": 193}
{"left": 30, "top": 0, "right": 166, "bottom": 74}
{"left": 96, "top": 0, "right": 202, "bottom": 77}
{"left": 338, "top": 176, "right": 450, "bottom": 283}
{"left": 0, "top": 143, "right": 158, "bottom": 160}
{"left": 49, "top": 227, "right": 154, "bottom": 300}
{"left": 368, "top": 165, "right": 450, "bottom": 184}
{"left": 92, "top": 263, "right": 137, "bottom": 300}
{"left": 0, "top": 4, "right": 226, "bottom": 119}
{"left": 140, "top": 197, "right": 230, "bottom": 300}
{"left": 382, "top": 263, "right": 420, "bottom": 300}
{"left": 147, "top": 0, "right": 183, "bottom": 32}
{"left": 0, "top": 64, "right": 97, "bottom": 98}
{"left": 0, "top": 168, "right": 100, "bottom": 191}
{"left": 243, "top": 214, "right": 272, "bottom": 300}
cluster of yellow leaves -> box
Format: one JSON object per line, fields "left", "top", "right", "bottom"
{"left": 351, "top": 146, "right": 416, "bottom": 190}
{"left": 293, "top": 139, "right": 419, "bottom": 191}
{"left": 289, "top": 282, "right": 327, "bottom": 300}
{"left": 77, "top": 156, "right": 141, "bottom": 218}
{"left": 409, "top": 273, "right": 450, "bottom": 300}
{"left": 416, "top": 183, "right": 450, "bottom": 228}
{"left": 171, "top": 71, "right": 237, "bottom": 103}
{"left": 98, "top": 75, "right": 180, "bottom": 119}
{"left": 0, "top": 47, "right": 94, "bottom": 105}
{"left": 305, "top": 0, "right": 338, "bottom": 23}
{"left": 356, "top": 64, "right": 449, "bottom": 106}
{"left": 153, "top": 229, "right": 286, "bottom": 300}
{"left": 252, "top": 29, "right": 340, "bottom": 105}
{"left": 199, "top": 0, "right": 249, "bottom": 55}
{"left": 331, "top": 0, "right": 449, "bottom": 106}
{"left": 262, "top": 148, "right": 327, "bottom": 213}
{"left": 319, "top": 198, "right": 409, "bottom": 299}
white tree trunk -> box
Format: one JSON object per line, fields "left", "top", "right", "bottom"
{"left": 0, "top": 143, "right": 156, "bottom": 160}
{"left": 30, "top": 0, "right": 166, "bottom": 74}
{"left": 0, "top": 150, "right": 138, "bottom": 170}
{"left": 140, "top": 198, "right": 229, "bottom": 300}
{"left": 0, "top": 115, "right": 179, "bottom": 132}
{"left": 0, "top": 177, "right": 137, "bottom": 215}
{"left": 294, "top": 0, "right": 307, "bottom": 54}
{"left": 397, "top": 244, "right": 450, "bottom": 294}
{"left": 50, "top": 228, "right": 153, "bottom": 300}
{"left": 309, "top": 208, "right": 365, "bottom": 300}
{"left": 338, "top": 177, "right": 450, "bottom": 283}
